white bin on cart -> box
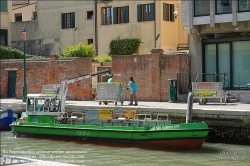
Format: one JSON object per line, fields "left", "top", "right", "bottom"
{"left": 95, "top": 82, "right": 126, "bottom": 105}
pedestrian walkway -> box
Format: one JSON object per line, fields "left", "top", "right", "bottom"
{"left": 1, "top": 98, "right": 249, "bottom": 112}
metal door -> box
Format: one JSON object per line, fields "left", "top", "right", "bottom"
{"left": 8, "top": 71, "right": 16, "bottom": 97}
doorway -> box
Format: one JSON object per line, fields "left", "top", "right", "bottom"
{"left": 8, "top": 71, "right": 16, "bottom": 97}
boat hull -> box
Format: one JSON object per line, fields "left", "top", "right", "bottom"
{"left": 0, "top": 109, "right": 18, "bottom": 131}
{"left": 15, "top": 132, "right": 206, "bottom": 150}
{"left": 11, "top": 122, "right": 209, "bottom": 150}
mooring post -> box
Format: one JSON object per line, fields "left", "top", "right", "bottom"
{"left": 186, "top": 92, "right": 193, "bottom": 123}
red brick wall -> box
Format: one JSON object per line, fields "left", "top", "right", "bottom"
{"left": 112, "top": 49, "right": 190, "bottom": 102}
{"left": 0, "top": 50, "right": 190, "bottom": 102}
{"left": 0, "top": 56, "right": 92, "bottom": 100}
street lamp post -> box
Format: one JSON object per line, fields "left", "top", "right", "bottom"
{"left": 21, "top": 27, "right": 27, "bottom": 102}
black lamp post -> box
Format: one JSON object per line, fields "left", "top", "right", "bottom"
{"left": 21, "top": 27, "right": 27, "bottom": 102}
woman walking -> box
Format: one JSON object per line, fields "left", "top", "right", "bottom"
{"left": 128, "top": 77, "right": 138, "bottom": 106}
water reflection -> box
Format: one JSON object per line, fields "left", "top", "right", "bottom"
{"left": 1, "top": 131, "right": 249, "bottom": 166}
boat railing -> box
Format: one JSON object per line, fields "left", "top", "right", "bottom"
{"left": 58, "top": 112, "right": 68, "bottom": 118}
{"left": 71, "top": 112, "right": 85, "bottom": 119}
{"left": 156, "top": 114, "right": 169, "bottom": 120}
{"left": 134, "top": 114, "right": 152, "bottom": 120}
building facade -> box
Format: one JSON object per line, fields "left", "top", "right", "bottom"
{"left": 0, "top": 0, "right": 9, "bottom": 46}
{"left": 0, "top": 0, "right": 37, "bottom": 46}
{"left": 8, "top": 0, "right": 188, "bottom": 56}
{"left": 181, "top": 0, "right": 250, "bottom": 90}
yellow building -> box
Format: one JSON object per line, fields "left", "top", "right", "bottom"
{"left": 97, "top": 0, "right": 188, "bottom": 55}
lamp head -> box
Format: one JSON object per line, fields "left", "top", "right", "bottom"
{"left": 21, "top": 27, "right": 27, "bottom": 41}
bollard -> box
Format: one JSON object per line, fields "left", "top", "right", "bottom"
{"left": 186, "top": 92, "right": 193, "bottom": 123}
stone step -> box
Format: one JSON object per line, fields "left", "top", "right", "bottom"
{"left": 227, "top": 95, "right": 235, "bottom": 99}
{"left": 227, "top": 98, "right": 238, "bottom": 103}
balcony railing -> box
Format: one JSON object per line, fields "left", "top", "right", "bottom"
{"left": 177, "top": 72, "right": 250, "bottom": 94}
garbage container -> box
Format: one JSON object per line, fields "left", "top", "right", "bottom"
{"left": 168, "top": 78, "right": 177, "bottom": 102}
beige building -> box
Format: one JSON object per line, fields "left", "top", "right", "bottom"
{"left": 8, "top": 0, "right": 188, "bottom": 56}
{"left": 0, "top": 0, "right": 37, "bottom": 46}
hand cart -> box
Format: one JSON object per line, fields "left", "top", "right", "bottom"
{"left": 95, "top": 82, "right": 126, "bottom": 105}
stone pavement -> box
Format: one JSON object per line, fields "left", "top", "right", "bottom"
{"left": 1, "top": 98, "right": 249, "bottom": 112}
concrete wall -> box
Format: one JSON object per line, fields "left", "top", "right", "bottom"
{"left": 37, "top": 1, "right": 95, "bottom": 55}
{"left": 182, "top": 0, "right": 250, "bottom": 27}
{"left": 0, "top": 56, "right": 93, "bottom": 100}
{"left": 10, "top": 1, "right": 95, "bottom": 56}
{"left": 10, "top": 21, "right": 48, "bottom": 56}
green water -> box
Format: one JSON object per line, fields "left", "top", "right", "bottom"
{"left": 1, "top": 131, "right": 249, "bottom": 166}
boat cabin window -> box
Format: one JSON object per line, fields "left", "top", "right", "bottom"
{"left": 50, "top": 98, "right": 60, "bottom": 112}
{"left": 27, "top": 98, "right": 34, "bottom": 112}
{"left": 44, "top": 98, "right": 50, "bottom": 112}
{"left": 35, "top": 98, "right": 45, "bottom": 111}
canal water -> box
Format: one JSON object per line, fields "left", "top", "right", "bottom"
{"left": 1, "top": 131, "right": 249, "bottom": 166}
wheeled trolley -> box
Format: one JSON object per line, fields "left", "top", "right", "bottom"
{"left": 192, "top": 82, "right": 228, "bottom": 105}
{"left": 95, "top": 82, "right": 126, "bottom": 105}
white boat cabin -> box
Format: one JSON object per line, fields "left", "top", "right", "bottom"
{"left": 26, "top": 94, "right": 61, "bottom": 116}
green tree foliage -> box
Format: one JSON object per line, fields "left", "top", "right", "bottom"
{"left": 0, "top": 46, "right": 43, "bottom": 59}
{"left": 109, "top": 37, "right": 141, "bottom": 55}
{"left": 93, "top": 55, "right": 112, "bottom": 62}
{"left": 62, "top": 42, "right": 95, "bottom": 58}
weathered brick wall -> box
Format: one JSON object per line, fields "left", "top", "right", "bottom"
{"left": 0, "top": 55, "right": 92, "bottom": 100}
{"left": 0, "top": 50, "right": 190, "bottom": 102}
{"left": 112, "top": 49, "right": 190, "bottom": 102}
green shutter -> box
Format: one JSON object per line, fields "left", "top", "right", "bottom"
{"left": 137, "top": 4, "right": 142, "bottom": 22}
{"left": 61, "top": 13, "right": 65, "bottom": 29}
{"left": 170, "top": 4, "right": 175, "bottom": 22}
{"left": 125, "top": 6, "right": 129, "bottom": 23}
{"left": 113, "top": 7, "right": 118, "bottom": 24}
{"left": 0, "top": 29, "right": 8, "bottom": 35}
{"left": 0, "top": 0, "right": 7, "bottom": 12}
{"left": 71, "top": 12, "right": 75, "bottom": 28}
{"left": 163, "top": 3, "right": 167, "bottom": 21}
{"left": 150, "top": 3, "right": 155, "bottom": 21}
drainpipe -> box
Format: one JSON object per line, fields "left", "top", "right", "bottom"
{"left": 154, "top": 0, "right": 156, "bottom": 48}
{"left": 94, "top": 1, "right": 98, "bottom": 56}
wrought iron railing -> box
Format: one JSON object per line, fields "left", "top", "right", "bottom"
{"left": 177, "top": 72, "right": 250, "bottom": 94}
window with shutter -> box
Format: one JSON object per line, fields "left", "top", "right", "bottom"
{"left": 62, "top": 12, "right": 75, "bottom": 29}
{"left": 163, "top": 3, "right": 170, "bottom": 21}
{"left": 61, "top": 13, "right": 65, "bottom": 29}
{"left": 170, "top": 4, "right": 175, "bottom": 22}
{"left": 138, "top": 3, "right": 155, "bottom": 22}
{"left": 71, "top": 12, "right": 75, "bottom": 28}
{"left": 149, "top": 3, "right": 155, "bottom": 21}
{"left": 113, "top": 7, "right": 118, "bottom": 24}
{"left": 102, "top": 7, "right": 112, "bottom": 25}
{"left": 137, "top": 4, "right": 142, "bottom": 22}
{"left": 125, "top": 6, "right": 129, "bottom": 23}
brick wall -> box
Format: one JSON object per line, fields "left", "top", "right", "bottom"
{"left": 112, "top": 49, "right": 190, "bottom": 102}
{"left": 0, "top": 50, "right": 190, "bottom": 102}
{"left": 0, "top": 55, "right": 92, "bottom": 100}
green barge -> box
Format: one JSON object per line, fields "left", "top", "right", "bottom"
{"left": 10, "top": 70, "right": 210, "bottom": 150}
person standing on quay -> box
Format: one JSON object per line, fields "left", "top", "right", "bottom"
{"left": 128, "top": 77, "right": 138, "bottom": 106}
